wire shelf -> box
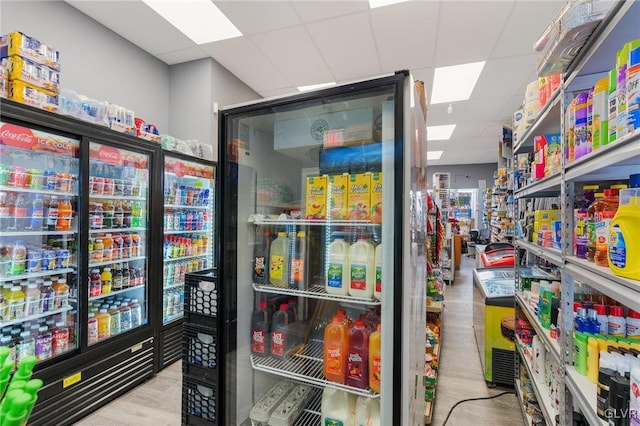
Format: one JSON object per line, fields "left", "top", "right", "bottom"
{"left": 250, "top": 339, "right": 380, "bottom": 399}
{"left": 252, "top": 283, "right": 380, "bottom": 306}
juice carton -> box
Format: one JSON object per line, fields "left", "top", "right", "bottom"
{"left": 305, "top": 175, "right": 328, "bottom": 219}
{"left": 327, "top": 174, "right": 348, "bottom": 220}
{"left": 347, "top": 172, "right": 371, "bottom": 221}
{"left": 369, "top": 324, "right": 381, "bottom": 393}
{"left": 346, "top": 320, "right": 369, "bottom": 389}
{"left": 370, "top": 172, "right": 383, "bottom": 224}
{"left": 324, "top": 316, "right": 348, "bottom": 384}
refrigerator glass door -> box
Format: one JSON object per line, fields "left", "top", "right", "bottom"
{"left": 87, "top": 142, "right": 149, "bottom": 344}
{"left": 0, "top": 121, "right": 80, "bottom": 364}
{"left": 162, "top": 156, "right": 215, "bottom": 325}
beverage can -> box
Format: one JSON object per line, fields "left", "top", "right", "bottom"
{"left": 9, "top": 166, "right": 27, "bottom": 188}
{"left": 43, "top": 249, "right": 57, "bottom": 271}
{"left": 27, "top": 251, "right": 42, "bottom": 273}
{"left": 56, "top": 249, "right": 70, "bottom": 269}
{"left": 92, "top": 177, "right": 104, "bottom": 195}
{"left": 0, "top": 164, "right": 9, "bottom": 186}
{"left": 103, "top": 178, "right": 115, "bottom": 196}
{"left": 56, "top": 173, "right": 71, "bottom": 192}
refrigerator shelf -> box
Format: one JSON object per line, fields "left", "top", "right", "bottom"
{"left": 89, "top": 227, "right": 147, "bottom": 234}
{"left": 0, "top": 185, "right": 76, "bottom": 198}
{"left": 0, "top": 229, "right": 76, "bottom": 236}
{"left": 250, "top": 339, "right": 380, "bottom": 399}
{"left": 164, "top": 204, "right": 210, "bottom": 210}
{"left": 88, "top": 285, "right": 145, "bottom": 301}
{"left": 88, "top": 256, "right": 146, "bottom": 268}
{"left": 0, "top": 305, "right": 73, "bottom": 329}
{"left": 89, "top": 195, "right": 146, "bottom": 201}
{"left": 164, "top": 282, "right": 185, "bottom": 290}
{"left": 163, "top": 312, "right": 183, "bottom": 324}
{"left": 251, "top": 218, "right": 379, "bottom": 227}
{"left": 252, "top": 283, "right": 381, "bottom": 306}
{"left": 164, "top": 253, "right": 210, "bottom": 262}
{"left": 0, "top": 268, "right": 75, "bottom": 282}
{"left": 163, "top": 229, "right": 209, "bottom": 235}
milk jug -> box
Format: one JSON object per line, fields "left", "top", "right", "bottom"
{"left": 355, "top": 396, "right": 380, "bottom": 426}
{"left": 374, "top": 244, "right": 382, "bottom": 301}
{"left": 321, "top": 387, "right": 356, "bottom": 426}
{"left": 326, "top": 236, "right": 349, "bottom": 295}
{"left": 349, "top": 236, "right": 374, "bottom": 298}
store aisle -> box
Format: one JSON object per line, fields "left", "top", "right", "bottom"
{"left": 430, "top": 254, "right": 522, "bottom": 426}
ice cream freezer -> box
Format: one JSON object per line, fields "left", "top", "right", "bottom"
{"left": 472, "top": 267, "right": 515, "bottom": 387}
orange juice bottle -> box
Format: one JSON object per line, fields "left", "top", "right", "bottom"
{"left": 369, "top": 324, "right": 381, "bottom": 393}
{"left": 324, "top": 316, "right": 348, "bottom": 384}
{"left": 56, "top": 196, "right": 73, "bottom": 231}
{"left": 96, "top": 308, "right": 111, "bottom": 340}
{"left": 102, "top": 234, "right": 113, "bottom": 262}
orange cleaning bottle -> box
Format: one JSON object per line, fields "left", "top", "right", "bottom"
{"left": 369, "top": 324, "right": 381, "bottom": 393}
{"left": 324, "top": 316, "right": 348, "bottom": 384}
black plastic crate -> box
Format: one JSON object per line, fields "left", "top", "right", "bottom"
{"left": 183, "top": 323, "right": 217, "bottom": 383}
{"left": 185, "top": 269, "right": 218, "bottom": 317}
{"left": 182, "top": 374, "right": 217, "bottom": 425}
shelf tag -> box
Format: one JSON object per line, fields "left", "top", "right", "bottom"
{"left": 131, "top": 343, "right": 143, "bottom": 353}
{"left": 63, "top": 372, "right": 82, "bottom": 388}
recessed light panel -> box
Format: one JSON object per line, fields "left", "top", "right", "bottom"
{"left": 427, "top": 151, "right": 443, "bottom": 160}
{"left": 427, "top": 124, "right": 456, "bottom": 141}
{"left": 369, "top": 0, "right": 411, "bottom": 9}
{"left": 430, "top": 61, "right": 486, "bottom": 104}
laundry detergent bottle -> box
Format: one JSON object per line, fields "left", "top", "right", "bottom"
{"left": 608, "top": 186, "right": 640, "bottom": 279}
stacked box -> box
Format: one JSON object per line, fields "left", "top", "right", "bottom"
{"left": 0, "top": 59, "right": 6, "bottom": 98}
{"left": 1, "top": 31, "right": 61, "bottom": 112}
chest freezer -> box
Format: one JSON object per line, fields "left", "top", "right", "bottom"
{"left": 480, "top": 248, "right": 515, "bottom": 268}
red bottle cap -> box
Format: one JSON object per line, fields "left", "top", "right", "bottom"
{"left": 279, "top": 304, "right": 289, "bottom": 311}
{"left": 594, "top": 304, "right": 607, "bottom": 316}
{"left": 354, "top": 320, "right": 365, "bottom": 328}
{"left": 628, "top": 309, "right": 640, "bottom": 319}
{"left": 259, "top": 301, "right": 267, "bottom": 309}
{"left": 332, "top": 316, "right": 342, "bottom": 323}
{"left": 573, "top": 301, "right": 583, "bottom": 313}
{"left": 609, "top": 306, "right": 624, "bottom": 317}
{"left": 337, "top": 308, "right": 346, "bottom": 316}
{"left": 603, "top": 189, "right": 618, "bottom": 197}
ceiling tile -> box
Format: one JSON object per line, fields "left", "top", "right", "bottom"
{"left": 371, "top": 1, "right": 439, "bottom": 72}
{"left": 251, "top": 26, "right": 334, "bottom": 86}
{"left": 472, "top": 55, "right": 539, "bottom": 99}
{"left": 448, "top": 123, "right": 490, "bottom": 140}
{"left": 66, "top": 0, "right": 195, "bottom": 55}
{"left": 214, "top": 1, "right": 300, "bottom": 36}
{"left": 156, "top": 46, "right": 209, "bottom": 65}
{"left": 435, "top": 1, "right": 514, "bottom": 66}
{"left": 481, "top": 121, "right": 506, "bottom": 138}
{"left": 426, "top": 101, "right": 468, "bottom": 126}
{"left": 463, "top": 96, "right": 511, "bottom": 123}
{"left": 306, "top": 12, "right": 381, "bottom": 81}
{"left": 202, "top": 37, "right": 291, "bottom": 92}
{"left": 292, "top": 1, "right": 369, "bottom": 23}
{"left": 492, "top": 1, "right": 565, "bottom": 58}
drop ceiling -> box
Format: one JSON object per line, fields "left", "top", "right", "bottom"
{"left": 65, "top": 0, "right": 565, "bottom": 166}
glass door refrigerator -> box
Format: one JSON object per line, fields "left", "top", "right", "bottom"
{"left": 216, "top": 72, "right": 428, "bottom": 425}
{"left": 158, "top": 152, "right": 215, "bottom": 370}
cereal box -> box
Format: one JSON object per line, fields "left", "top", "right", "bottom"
{"left": 327, "top": 174, "right": 348, "bottom": 220}
{"left": 370, "top": 172, "right": 383, "bottom": 224}
{"left": 305, "top": 175, "right": 327, "bottom": 219}
{"left": 347, "top": 172, "right": 371, "bottom": 221}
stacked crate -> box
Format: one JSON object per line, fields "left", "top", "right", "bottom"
{"left": 182, "top": 269, "right": 219, "bottom": 425}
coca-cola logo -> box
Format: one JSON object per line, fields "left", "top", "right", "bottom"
{"left": 97, "top": 146, "right": 121, "bottom": 165}
{"left": 1, "top": 124, "right": 36, "bottom": 150}
{"left": 173, "top": 162, "right": 186, "bottom": 178}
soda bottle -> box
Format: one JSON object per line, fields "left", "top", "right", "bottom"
{"left": 87, "top": 312, "right": 98, "bottom": 344}
{"left": 122, "top": 201, "right": 132, "bottom": 228}
{"left": 131, "top": 201, "right": 142, "bottom": 228}
{"left": 369, "top": 324, "right": 381, "bottom": 393}
{"left": 349, "top": 236, "right": 375, "bottom": 298}
{"left": 290, "top": 231, "right": 307, "bottom": 290}
{"left": 270, "top": 303, "right": 292, "bottom": 359}
{"left": 46, "top": 196, "right": 59, "bottom": 231}
{"left": 0, "top": 191, "right": 10, "bottom": 230}
{"left": 346, "top": 320, "right": 369, "bottom": 389}
{"left": 13, "top": 194, "right": 28, "bottom": 231}
{"left": 253, "top": 230, "right": 270, "bottom": 284}
{"left": 52, "top": 322, "right": 69, "bottom": 356}
{"left": 269, "top": 232, "right": 290, "bottom": 287}
{"left": 112, "top": 263, "right": 123, "bottom": 291}
{"left": 114, "top": 201, "right": 124, "bottom": 228}
{"left": 56, "top": 197, "right": 73, "bottom": 231}
{"left": 324, "top": 316, "right": 348, "bottom": 384}
{"left": 102, "top": 200, "right": 114, "bottom": 229}
{"left": 28, "top": 194, "right": 44, "bottom": 230}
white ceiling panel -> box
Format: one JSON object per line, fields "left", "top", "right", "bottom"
{"left": 434, "top": 1, "right": 515, "bottom": 67}
{"left": 449, "top": 122, "right": 490, "bottom": 140}
{"left": 472, "top": 54, "right": 539, "bottom": 99}
{"left": 260, "top": 87, "right": 299, "bottom": 99}
{"left": 251, "top": 26, "right": 334, "bottom": 86}
{"left": 306, "top": 12, "right": 381, "bottom": 81}
{"left": 156, "top": 46, "right": 209, "bottom": 65}
{"left": 213, "top": 1, "right": 300, "bottom": 36}
{"left": 66, "top": 0, "right": 194, "bottom": 55}
{"left": 481, "top": 122, "right": 505, "bottom": 138}
{"left": 463, "top": 96, "right": 512, "bottom": 123}
{"left": 426, "top": 101, "right": 468, "bottom": 126}
{"left": 492, "top": 1, "right": 564, "bottom": 58}
{"left": 371, "top": 1, "right": 440, "bottom": 72}
{"left": 202, "top": 37, "right": 290, "bottom": 92}
{"left": 292, "top": 1, "right": 369, "bottom": 23}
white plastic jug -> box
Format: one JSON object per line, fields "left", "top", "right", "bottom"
{"left": 374, "top": 244, "right": 382, "bottom": 301}
{"left": 326, "top": 236, "right": 350, "bottom": 295}
{"left": 349, "top": 237, "right": 374, "bottom": 298}
{"left": 355, "top": 396, "right": 380, "bottom": 426}
{"left": 321, "top": 387, "right": 356, "bottom": 426}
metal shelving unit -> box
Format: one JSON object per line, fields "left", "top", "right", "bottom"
{"left": 515, "top": 339, "right": 557, "bottom": 426}
{"left": 252, "top": 283, "right": 381, "bottom": 306}
{"left": 565, "top": 367, "right": 607, "bottom": 426}
{"left": 515, "top": 292, "right": 561, "bottom": 365}
{"left": 513, "top": 91, "right": 562, "bottom": 154}
{"left": 514, "top": 173, "right": 562, "bottom": 198}
{"left": 514, "top": 239, "right": 563, "bottom": 267}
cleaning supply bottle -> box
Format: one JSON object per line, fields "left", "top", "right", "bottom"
{"left": 617, "top": 43, "right": 631, "bottom": 140}
{"left": 326, "top": 235, "right": 349, "bottom": 295}
{"left": 628, "top": 42, "right": 640, "bottom": 133}
{"left": 592, "top": 76, "right": 609, "bottom": 150}
{"left": 608, "top": 185, "right": 640, "bottom": 279}
{"left": 626, "top": 309, "right": 640, "bottom": 340}
{"left": 609, "top": 306, "right": 626, "bottom": 338}
{"left": 575, "top": 185, "right": 599, "bottom": 258}
{"left": 594, "top": 188, "right": 622, "bottom": 267}
{"left": 574, "top": 92, "right": 589, "bottom": 160}
{"left": 587, "top": 336, "right": 599, "bottom": 383}
{"left": 574, "top": 332, "right": 588, "bottom": 375}
{"left": 594, "top": 304, "right": 609, "bottom": 335}
{"left": 587, "top": 192, "right": 605, "bottom": 262}
{"left": 608, "top": 67, "right": 618, "bottom": 144}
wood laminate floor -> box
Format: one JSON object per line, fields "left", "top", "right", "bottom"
{"left": 74, "top": 254, "right": 523, "bottom": 426}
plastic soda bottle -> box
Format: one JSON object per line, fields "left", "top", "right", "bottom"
{"left": 251, "top": 301, "right": 271, "bottom": 356}
{"left": 349, "top": 236, "right": 375, "bottom": 298}
{"left": 369, "top": 324, "right": 381, "bottom": 393}
{"left": 323, "top": 316, "right": 348, "bottom": 384}
{"left": 290, "top": 231, "right": 307, "bottom": 290}
{"left": 346, "top": 320, "right": 369, "bottom": 389}
{"left": 321, "top": 387, "right": 356, "bottom": 426}
{"left": 269, "top": 232, "right": 289, "bottom": 287}
{"left": 374, "top": 243, "right": 382, "bottom": 300}
{"left": 326, "top": 236, "right": 349, "bottom": 295}
{"left": 270, "top": 304, "right": 292, "bottom": 359}
{"left": 56, "top": 197, "right": 73, "bottom": 231}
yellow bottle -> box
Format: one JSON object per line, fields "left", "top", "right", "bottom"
{"left": 608, "top": 187, "right": 640, "bottom": 279}
{"left": 101, "top": 267, "right": 112, "bottom": 294}
{"left": 587, "top": 337, "right": 599, "bottom": 383}
{"left": 369, "top": 324, "right": 381, "bottom": 393}
{"left": 269, "top": 232, "right": 289, "bottom": 287}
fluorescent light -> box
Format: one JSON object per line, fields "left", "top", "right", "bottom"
{"left": 369, "top": 0, "right": 410, "bottom": 9}
{"left": 297, "top": 82, "right": 337, "bottom": 92}
{"left": 143, "top": 0, "right": 242, "bottom": 44}
{"left": 427, "top": 124, "right": 456, "bottom": 141}
{"left": 427, "top": 151, "right": 443, "bottom": 160}
{"left": 430, "top": 61, "right": 486, "bottom": 104}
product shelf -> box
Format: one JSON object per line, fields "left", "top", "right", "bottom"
{"left": 88, "top": 284, "right": 145, "bottom": 301}
{"left": 250, "top": 339, "right": 380, "bottom": 399}
{"left": 164, "top": 253, "right": 210, "bottom": 262}
{"left": 89, "top": 195, "right": 146, "bottom": 201}
{"left": 515, "top": 239, "right": 563, "bottom": 267}
{"left": 0, "top": 229, "right": 76, "bottom": 236}
{"left": 252, "top": 283, "right": 381, "bottom": 306}
{"left": 515, "top": 292, "right": 561, "bottom": 365}
{"left": 564, "top": 131, "right": 640, "bottom": 182}
{"left": 89, "top": 227, "right": 147, "bottom": 234}
{"left": 164, "top": 204, "right": 210, "bottom": 210}
{"left": 564, "top": 256, "right": 640, "bottom": 312}
{"left": 293, "top": 387, "right": 322, "bottom": 426}
{"left": 0, "top": 185, "right": 76, "bottom": 198}
{"left": 426, "top": 300, "right": 443, "bottom": 313}
{"left": 251, "top": 218, "right": 378, "bottom": 227}
{"left": 0, "top": 306, "right": 73, "bottom": 329}
{"left": 515, "top": 339, "right": 557, "bottom": 426}
{"left": 0, "top": 268, "right": 75, "bottom": 283}
{"left": 514, "top": 173, "right": 562, "bottom": 199}
{"left": 513, "top": 91, "right": 562, "bottom": 154}
{"left": 163, "top": 229, "right": 209, "bottom": 235}
{"left": 163, "top": 282, "right": 185, "bottom": 290}
{"left": 514, "top": 379, "right": 534, "bottom": 426}
{"left": 88, "top": 255, "right": 146, "bottom": 268}
{"left": 163, "top": 311, "right": 183, "bottom": 325}
{"left": 565, "top": 366, "right": 607, "bottom": 426}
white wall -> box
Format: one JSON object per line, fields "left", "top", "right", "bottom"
{"left": 428, "top": 163, "right": 497, "bottom": 190}
{"left": 1, "top": 0, "right": 170, "bottom": 130}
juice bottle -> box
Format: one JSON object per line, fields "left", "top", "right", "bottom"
{"left": 323, "top": 316, "right": 348, "bottom": 384}
{"left": 102, "top": 234, "right": 113, "bottom": 262}
{"left": 93, "top": 239, "right": 104, "bottom": 264}
{"left": 326, "top": 235, "right": 349, "bottom": 295}
{"left": 109, "top": 305, "right": 121, "bottom": 336}
{"left": 40, "top": 281, "right": 54, "bottom": 313}
{"left": 52, "top": 278, "right": 69, "bottom": 309}
{"left": 349, "top": 236, "right": 375, "bottom": 298}
{"left": 16, "top": 331, "right": 35, "bottom": 364}
{"left": 374, "top": 243, "right": 382, "bottom": 300}
{"left": 96, "top": 308, "right": 111, "bottom": 340}
{"left": 112, "top": 264, "right": 123, "bottom": 291}
{"left": 6, "top": 286, "right": 25, "bottom": 320}
{"left": 24, "top": 283, "right": 40, "bottom": 317}
{"left": 119, "top": 302, "right": 132, "bottom": 332}
{"left": 52, "top": 322, "right": 69, "bottom": 356}
{"left": 346, "top": 320, "right": 369, "bottom": 389}
{"left": 594, "top": 188, "right": 622, "bottom": 266}
{"left": 122, "top": 262, "right": 130, "bottom": 288}
{"left": 251, "top": 301, "right": 271, "bottom": 356}
{"left": 35, "top": 326, "right": 52, "bottom": 361}
{"left": 321, "top": 387, "right": 356, "bottom": 426}
{"left": 269, "top": 232, "right": 290, "bottom": 287}
{"left": 9, "top": 240, "right": 26, "bottom": 276}
{"left": 100, "top": 267, "right": 112, "bottom": 295}
{"left": 608, "top": 187, "right": 640, "bottom": 279}
{"left": 369, "top": 324, "right": 381, "bottom": 393}
{"left": 131, "top": 233, "right": 141, "bottom": 257}
{"left": 355, "top": 396, "right": 380, "bottom": 426}
{"left": 290, "top": 231, "right": 307, "bottom": 290}
{"left": 130, "top": 299, "right": 142, "bottom": 328}
{"left": 56, "top": 197, "right": 73, "bottom": 231}
{"left": 270, "top": 303, "right": 292, "bottom": 359}
{"left": 89, "top": 269, "right": 101, "bottom": 297}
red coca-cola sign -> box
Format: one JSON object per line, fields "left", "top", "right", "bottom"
{"left": 173, "top": 161, "right": 186, "bottom": 178}
{"left": 97, "top": 145, "right": 122, "bottom": 165}
{"left": 0, "top": 123, "right": 36, "bottom": 150}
